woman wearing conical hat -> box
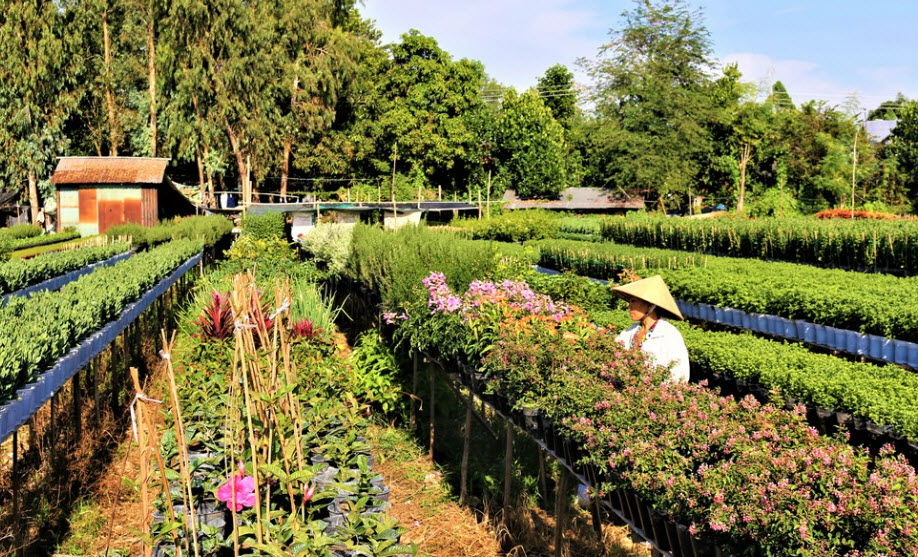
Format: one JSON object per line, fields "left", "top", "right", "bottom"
{"left": 611, "top": 275, "right": 690, "bottom": 383}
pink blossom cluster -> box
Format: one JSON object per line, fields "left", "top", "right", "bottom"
{"left": 382, "top": 311, "right": 409, "bottom": 325}
{"left": 423, "top": 271, "right": 572, "bottom": 320}
{"left": 476, "top": 301, "right": 918, "bottom": 555}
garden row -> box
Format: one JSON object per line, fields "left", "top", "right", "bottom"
{"left": 0, "top": 240, "right": 130, "bottom": 297}
{"left": 148, "top": 226, "right": 415, "bottom": 556}
{"left": 534, "top": 238, "right": 918, "bottom": 343}
{"left": 600, "top": 214, "right": 918, "bottom": 272}
{"left": 0, "top": 239, "right": 204, "bottom": 404}
{"left": 348, "top": 223, "right": 918, "bottom": 556}
{"left": 0, "top": 224, "right": 82, "bottom": 259}
{"left": 0, "top": 216, "right": 231, "bottom": 404}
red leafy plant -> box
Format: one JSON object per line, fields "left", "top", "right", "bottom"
{"left": 292, "top": 318, "right": 324, "bottom": 341}
{"left": 195, "top": 291, "right": 234, "bottom": 340}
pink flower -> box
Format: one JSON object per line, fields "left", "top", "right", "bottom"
{"left": 217, "top": 462, "right": 256, "bottom": 511}
{"left": 303, "top": 483, "right": 316, "bottom": 504}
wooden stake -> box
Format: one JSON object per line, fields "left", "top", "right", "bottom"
{"left": 428, "top": 360, "right": 435, "bottom": 462}
{"left": 410, "top": 352, "right": 418, "bottom": 430}
{"left": 538, "top": 448, "right": 548, "bottom": 503}
{"left": 553, "top": 470, "right": 568, "bottom": 557}
{"left": 162, "top": 331, "right": 201, "bottom": 557}
{"left": 503, "top": 422, "right": 513, "bottom": 514}
{"left": 460, "top": 403, "right": 472, "bottom": 506}
{"left": 130, "top": 367, "right": 152, "bottom": 557}
{"left": 72, "top": 371, "right": 82, "bottom": 443}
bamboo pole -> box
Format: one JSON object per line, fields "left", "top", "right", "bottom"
{"left": 130, "top": 367, "right": 152, "bottom": 557}
{"left": 162, "top": 331, "right": 201, "bottom": 557}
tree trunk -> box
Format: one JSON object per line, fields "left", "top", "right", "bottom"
{"left": 147, "top": 2, "right": 157, "bottom": 156}
{"left": 196, "top": 151, "right": 205, "bottom": 206}
{"left": 657, "top": 193, "right": 666, "bottom": 214}
{"left": 225, "top": 120, "right": 247, "bottom": 191}
{"left": 737, "top": 143, "right": 752, "bottom": 213}
{"left": 27, "top": 171, "right": 39, "bottom": 224}
{"left": 102, "top": 8, "right": 118, "bottom": 156}
{"left": 281, "top": 138, "right": 292, "bottom": 197}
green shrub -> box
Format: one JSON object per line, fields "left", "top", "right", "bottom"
{"left": 300, "top": 223, "right": 353, "bottom": 275}
{"left": 0, "top": 224, "right": 42, "bottom": 241}
{"left": 450, "top": 210, "right": 559, "bottom": 242}
{"left": 225, "top": 236, "right": 294, "bottom": 262}
{"left": 0, "top": 241, "right": 130, "bottom": 295}
{"left": 107, "top": 215, "right": 232, "bottom": 249}
{"left": 241, "top": 212, "right": 286, "bottom": 240}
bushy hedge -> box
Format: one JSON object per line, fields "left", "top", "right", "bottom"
{"left": 348, "top": 224, "right": 523, "bottom": 311}
{"left": 0, "top": 241, "right": 131, "bottom": 295}
{"left": 0, "top": 224, "right": 42, "bottom": 241}
{"left": 450, "top": 210, "right": 559, "bottom": 242}
{"left": 601, "top": 214, "right": 918, "bottom": 272}
{"left": 533, "top": 238, "right": 918, "bottom": 342}
{"left": 106, "top": 215, "right": 232, "bottom": 249}
{"left": 240, "top": 212, "right": 286, "bottom": 240}
{"left": 0, "top": 239, "right": 203, "bottom": 401}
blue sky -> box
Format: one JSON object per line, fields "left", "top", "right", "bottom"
{"left": 361, "top": 1, "right": 918, "bottom": 113}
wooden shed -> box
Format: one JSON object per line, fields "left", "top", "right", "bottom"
{"left": 51, "top": 157, "right": 195, "bottom": 235}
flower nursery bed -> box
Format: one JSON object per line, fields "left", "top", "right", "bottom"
{"left": 348, "top": 223, "right": 918, "bottom": 556}
{"left": 141, "top": 246, "right": 416, "bottom": 556}
{"left": 0, "top": 240, "right": 131, "bottom": 298}
{"left": 532, "top": 238, "right": 918, "bottom": 343}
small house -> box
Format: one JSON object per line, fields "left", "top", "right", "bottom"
{"left": 51, "top": 157, "right": 195, "bottom": 235}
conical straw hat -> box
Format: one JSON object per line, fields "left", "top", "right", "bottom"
{"left": 611, "top": 275, "right": 684, "bottom": 321}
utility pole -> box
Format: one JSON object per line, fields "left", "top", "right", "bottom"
{"left": 851, "top": 126, "right": 858, "bottom": 218}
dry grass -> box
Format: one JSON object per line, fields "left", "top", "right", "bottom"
{"left": 368, "top": 423, "right": 503, "bottom": 557}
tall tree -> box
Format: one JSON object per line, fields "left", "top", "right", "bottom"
{"left": 0, "top": 0, "right": 82, "bottom": 222}
{"left": 355, "top": 30, "right": 486, "bottom": 191}
{"left": 266, "top": 0, "right": 363, "bottom": 196}
{"left": 537, "top": 64, "right": 577, "bottom": 129}
{"left": 885, "top": 101, "right": 918, "bottom": 202}
{"left": 494, "top": 89, "right": 570, "bottom": 198}
{"left": 583, "top": 0, "right": 717, "bottom": 212}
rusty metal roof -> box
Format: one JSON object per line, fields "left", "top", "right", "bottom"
{"left": 502, "top": 187, "right": 644, "bottom": 210}
{"left": 51, "top": 157, "right": 170, "bottom": 185}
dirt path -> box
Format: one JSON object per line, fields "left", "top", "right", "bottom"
{"left": 367, "top": 424, "right": 503, "bottom": 557}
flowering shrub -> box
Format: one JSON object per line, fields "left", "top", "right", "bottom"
{"left": 816, "top": 209, "right": 899, "bottom": 220}
{"left": 398, "top": 270, "right": 918, "bottom": 555}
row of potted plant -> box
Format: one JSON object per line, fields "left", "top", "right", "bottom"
{"left": 0, "top": 239, "right": 130, "bottom": 295}
{"left": 533, "top": 237, "right": 918, "bottom": 342}
{"left": 599, "top": 213, "right": 918, "bottom": 272}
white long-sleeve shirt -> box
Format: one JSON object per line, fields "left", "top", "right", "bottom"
{"left": 615, "top": 319, "right": 690, "bottom": 384}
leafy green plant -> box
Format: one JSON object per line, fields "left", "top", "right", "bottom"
{"left": 348, "top": 331, "right": 405, "bottom": 415}
{"left": 0, "top": 239, "right": 203, "bottom": 401}
{"left": 450, "top": 210, "right": 560, "bottom": 242}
